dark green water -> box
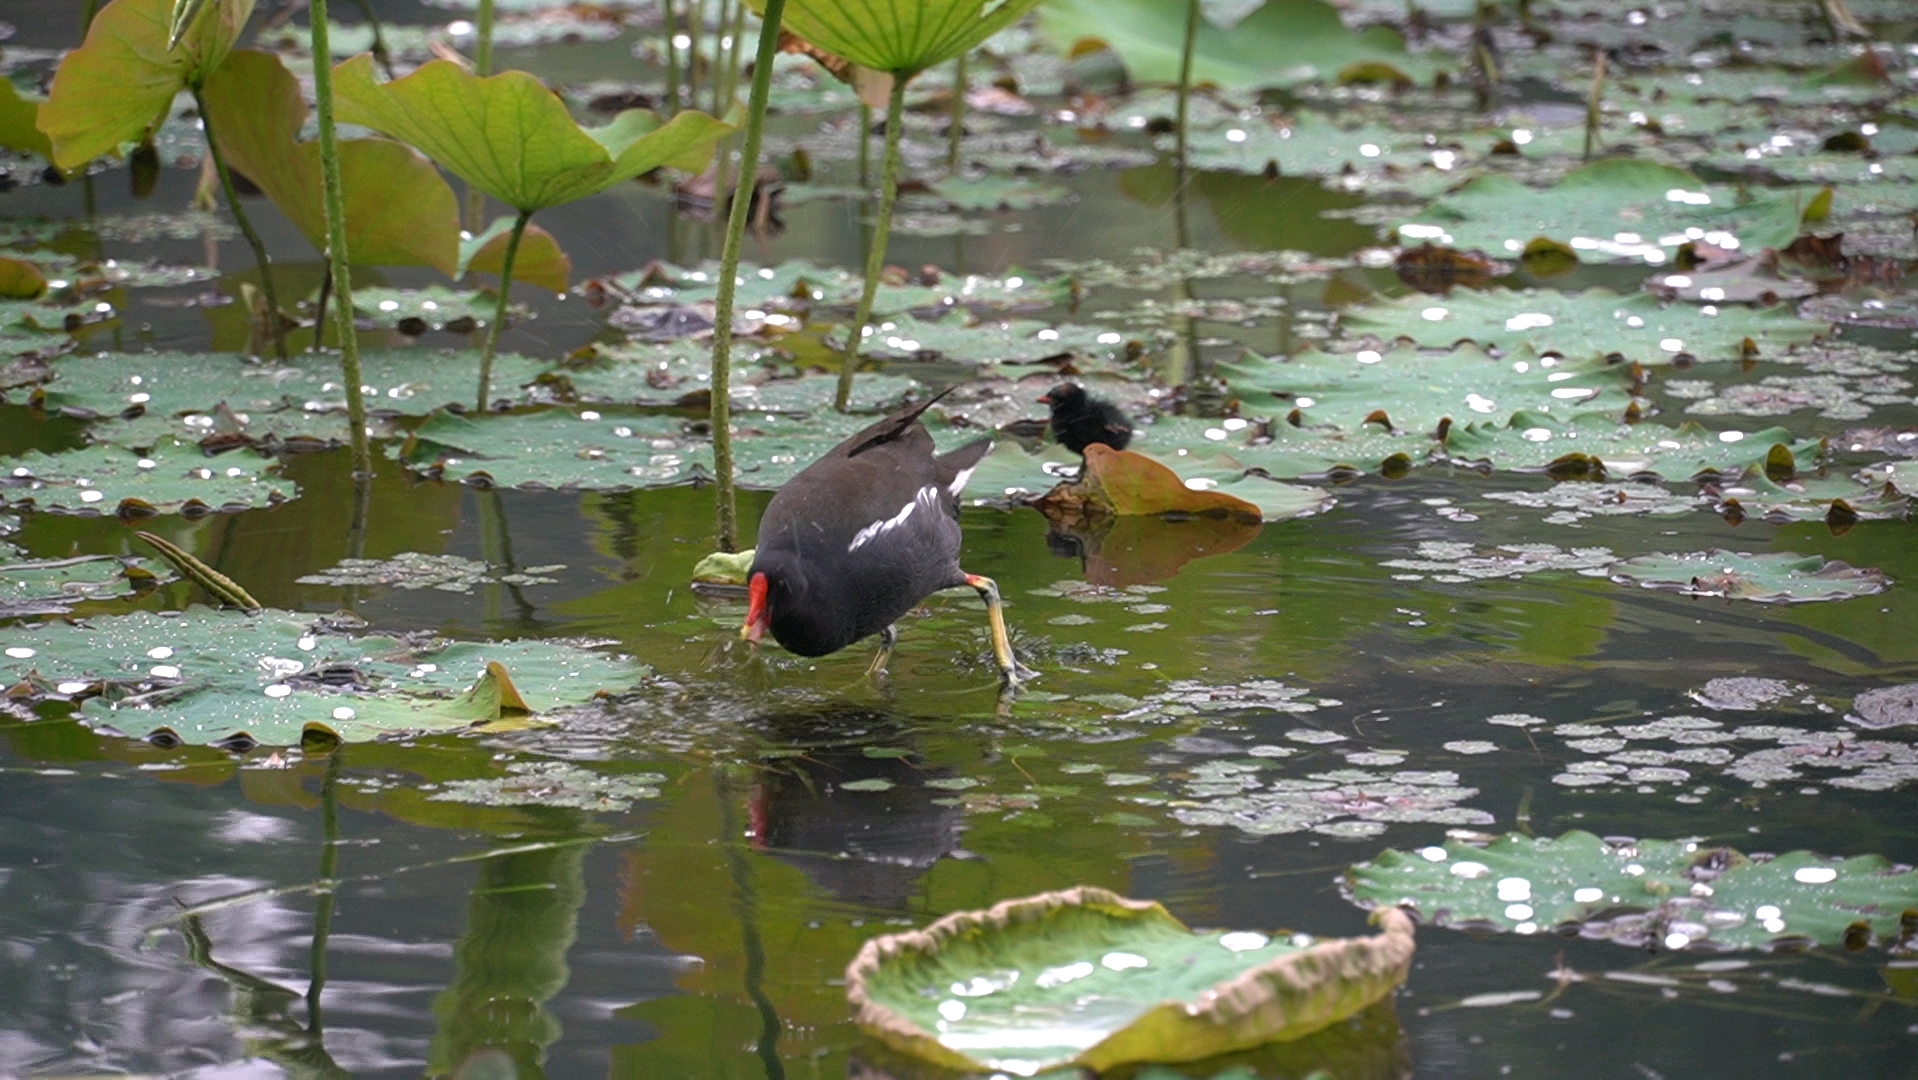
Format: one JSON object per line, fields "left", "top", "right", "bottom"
{"left": 4, "top": 2, "right": 1918, "bottom": 1078}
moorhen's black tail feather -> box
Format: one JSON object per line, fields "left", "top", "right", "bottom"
{"left": 841, "top": 386, "right": 957, "bottom": 460}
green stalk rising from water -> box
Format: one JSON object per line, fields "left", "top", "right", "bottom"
{"left": 834, "top": 75, "right": 906, "bottom": 412}
{"left": 309, "top": 0, "right": 371, "bottom": 476}
{"left": 194, "top": 87, "right": 289, "bottom": 361}
{"left": 478, "top": 210, "right": 533, "bottom": 413}
{"left": 710, "top": 0, "right": 787, "bottom": 551}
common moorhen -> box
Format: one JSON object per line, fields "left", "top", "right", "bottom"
{"left": 1038, "top": 382, "right": 1133, "bottom": 456}
{"left": 740, "top": 391, "right": 1025, "bottom": 685}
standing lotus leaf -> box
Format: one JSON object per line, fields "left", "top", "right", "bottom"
{"left": 845, "top": 885, "right": 1415, "bottom": 1075}
{"left": 766, "top": 0, "right": 1045, "bottom": 75}
{"left": 1347, "top": 831, "right": 1918, "bottom": 953}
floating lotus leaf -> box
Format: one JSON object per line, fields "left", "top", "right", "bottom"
{"left": 595, "top": 260, "right": 1067, "bottom": 314}
{"left": 1439, "top": 411, "right": 1821, "bottom": 478}
{"left": 1714, "top": 469, "right": 1911, "bottom": 524}
{"left": 845, "top": 885, "right": 1415, "bottom": 1075}
{"left": 1610, "top": 550, "right": 1890, "bottom": 603}
{"left": 349, "top": 287, "right": 502, "bottom": 333}
{"left": 397, "top": 406, "right": 913, "bottom": 490}
{"left": 855, "top": 311, "right": 1131, "bottom": 368}
{"left": 295, "top": 552, "right": 561, "bottom": 592}
{"left": 1219, "top": 343, "right": 1636, "bottom": 432}
{"left": 1038, "top": 0, "right": 1438, "bottom": 90}
{"left": 1347, "top": 831, "right": 1918, "bottom": 952}
{"left": 1863, "top": 460, "right": 1917, "bottom": 493}
{"left": 1399, "top": 160, "right": 1822, "bottom": 263}
{"left": 1849, "top": 684, "right": 1918, "bottom": 731}
{"left": 1340, "top": 288, "right": 1825, "bottom": 365}
{"left": 24, "top": 349, "right": 553, "bottom": 447}
{"left": 0, "top": 552, "right": 168, "bottom": 616}
{"left": 1483, "top": 481, "right": 1704, "bottom": 522}
{"left": 0, "top": 606, "right": 646, "bottom": 745}
{"left": 1, "top": 439, "right": 293, "bottom": 514}
{"left": 1174, "top": 113, "right": 1429, "bottom": 176}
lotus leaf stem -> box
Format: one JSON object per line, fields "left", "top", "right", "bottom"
{"left": 1174, "top": 0, "right": 1199, "bottom": 190}
{"left": 477, "top": 209, "right": 533, "bottom": 413}
{"left": 857, "top": 102, "right": 871, "bottom": 187}
{"left": 192, "top": 88, "right": 287, "bottom": 362}
{"left": 835, "top": 74, "right": 907, "bottom": 413}
{"left": 947, "top": 51, "right": 966, "bottom": 173}
{"left": 664, "top": 0, "right": 681, "bottom": 115}
{"left": 1584, "top": 46, "right": 1605, "bottom": 161}
{"left": 310, "top": 0, "right": 371, "bottom": 477}
{"left": 709, "top": 0, "right": 787, "bottom": 551}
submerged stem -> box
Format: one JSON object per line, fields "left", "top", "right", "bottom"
{"left": 309, "top": 0, "right": 372, "bottom": 478}
{"left": 664, "top": 0, "right": 681, "bottom": 116}
{"left": 194, "top": 88, "right": 287, "bottom": 362}
{"left": 477, "top": 210, "right": 533, "bottom": 413}
{"left": 307, "top": 750, "right": 341, "bottom": 1033}
{"left": 947, "top": 51, "right": 967, "bottom": 173}
{"left": 709, "top": 0, "right": 788, "bottom": 552}
{"left": 835, "top": 75, "right": 907, "bottom": 413}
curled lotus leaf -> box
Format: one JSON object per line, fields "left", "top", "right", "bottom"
{"left": 0, "top": 80, "right": 53, "bottom": 160}
{"left": 1610, "top": 549, "right": 1890, "bottom": 603}
{"left": 1347, "top": 830, "right": 1918, "bottom": 953}
{"left": 845, "top": 885, "right": 1415, "bottom": 1075}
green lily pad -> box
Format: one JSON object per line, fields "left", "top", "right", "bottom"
{"left": 1038, "top": 0, "right": 1440, "bottom": 90}
{"left": 350, "top": 287, "right": 502, "bottom": 333}
{"left": 1340, "top": 288, "right": 1825, "bottom": 365}
{"left": 595, "top": 260, "right": 1069, "bottom": 316}
{"left": 855, "top": 311, "right": 1131, "bottom": 368}
{"left": 1347, "top": 831, "right": 1918, "bottom": 952}
{"left": 1382, "top": 541, "right": 1618, "bottom": 582}
{"left": 1220, "top": 343, "right": 1636, "bottom": 432}
{"left": 1173, "top": 112, "right": 1430, "bottom": 176}
{"left": 1610, "top": 550, "right": 1891, "bottom": 603}
{"left": 1400, "top": 160, "right": 1824, "bottom": 264}
{"left": 0, "top": 606, "right": 646, "bottom": 746}
{"left": 396, "top": 406, "right": 915, "bottom": 491}
{"left": 1713, "top": 469, "right": 1912, "bottom": 524}
{"left": 24, "top": 349, "right": 552, "bottom": 447}
{"left": 1439, "top": 412, "right": 1820, "bottom": 479}
{"left": 0, "top": 552, "right": 168, "bottom": 616}
{"left": 1, "top": 439, "right": 294, "bottom": 514}
{"left": 846, "top": 886, "right": 1416, "bottom": 1075}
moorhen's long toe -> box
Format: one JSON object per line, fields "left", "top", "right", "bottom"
{"left": 1038, "top": 382, "right": 1133, "bottom": 456}
{"left": 739, "top": 389, "right": 1028, "bottom": 687}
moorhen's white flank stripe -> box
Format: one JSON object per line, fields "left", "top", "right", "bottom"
{"left": 846, "top": 485, "right": 939, "bottom": 553}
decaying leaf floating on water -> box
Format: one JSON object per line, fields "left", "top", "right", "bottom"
{"left": 1035, "top": 444, "right": 1329, "bottom": 524}
{"left": 844, "top": 885, "right": 1415, "bottom": 1075}
{"left": 1346, "top": 831, "right": 1918, "bottom": 953}
{"left": 0, "top": 607, "right": 646, "bottom": 746}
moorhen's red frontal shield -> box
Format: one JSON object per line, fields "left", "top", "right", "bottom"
{"left": 741, "top": 391, "right": 1025, "bottom": 685}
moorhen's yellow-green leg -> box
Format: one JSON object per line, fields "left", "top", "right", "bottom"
{"left": 866, "top": 624, "right": 899, "bottom": 678}
{"left": 965, "top": 574, "right": 1031, "bottom": 687}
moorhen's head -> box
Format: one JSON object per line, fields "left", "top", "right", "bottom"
{"left": 1036, "top": 382, "right": 1087, "bottom": 414}
{"left": 741, "top": 549, "right": 855, "bottom": 657}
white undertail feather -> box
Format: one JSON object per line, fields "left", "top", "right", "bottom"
{"left": 947, "top": 466, "right": 976, "bottom": 497}
{"left": 847, "top": 486, "right": 938, "bottom": 552}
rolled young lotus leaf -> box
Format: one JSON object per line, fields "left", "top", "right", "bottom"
{"left": 844, "top": 884, "right": 1415, "bottom": 1074}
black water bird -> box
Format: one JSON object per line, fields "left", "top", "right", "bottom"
{"left": 741, "top": 391, "right": 1024, "bottom": 684}
{"left": 1038, "top": 382, "right": 1133, "bottom": 456}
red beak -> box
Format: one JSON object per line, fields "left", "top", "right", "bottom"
{"left": 740, "top": 572, "right": 770, "bottom": 643}
{"left": 1036, "top": 393, "right": 1053, "bottom": 404}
